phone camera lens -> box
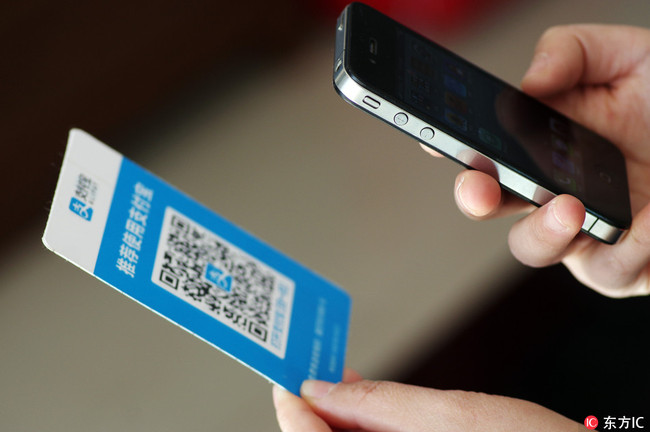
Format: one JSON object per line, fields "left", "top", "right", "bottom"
{"left": 599, "top": 171, "right": 612, "bottom": 184}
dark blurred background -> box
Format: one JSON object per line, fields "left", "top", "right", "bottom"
{"left": 2, "top": 0, "right": 304, "bottom": 246}
{"left": 396, "top": 264, "right": 650, "bottom": 424}
{"left": 3, "top": 0, "right": 516, "bottom": 247}
{"left": 1, "top": 1, "right": 648, "bottom": 430}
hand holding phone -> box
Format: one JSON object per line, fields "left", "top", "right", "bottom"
{"left": 334, "top": 3, "right": 650, "bottom": 297}
{"left": 450, "top": 23, "right": 650, "bottom": 298}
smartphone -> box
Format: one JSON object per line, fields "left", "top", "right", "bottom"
{"left": 333, "top": 2, "right": 631, "bottom": 244}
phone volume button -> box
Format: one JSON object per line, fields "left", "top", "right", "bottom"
{"left": 420, "top": 127, "right": 434, "bottom": 140}
{"left": 362, "top": 96, "right": 381, "bottom": 109}
{"left": 394, "top": 112, "right": 408, "bottom": 126}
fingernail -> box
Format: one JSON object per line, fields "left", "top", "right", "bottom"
{"left": 456, "top": 175, "right": 482, "bottom": 217}
{"left": 455, "top": 175, "right": 471, "bottom": 212}
{"left": 545, "top": 199, "right": 569, "bottom": 233}
{"left": 526, "top": 52, "right": 549, "bottom": 77}
{"left": 301, "top": 380, "right": 334, "bottom": 400}
{"left": 272, "top": 385, "right": 290, "bottom": 405}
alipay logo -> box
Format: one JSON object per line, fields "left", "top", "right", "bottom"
{"left": 68, "top": 173, "right": 98, "bottom": 221}
{"left": 204, "top": 262, "right": 233, "bottom": 292}
{"left": 69, "top": 197, "right": 93, "bottom": 221}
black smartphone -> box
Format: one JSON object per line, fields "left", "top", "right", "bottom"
{"left": 333, "top": 2, "right": 631, "bottom": 244}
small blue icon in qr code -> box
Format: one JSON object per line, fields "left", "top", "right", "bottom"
{"left": 69, "top": 197, "right": 93, "bottom": 221}
{"left": 204, "top": 262, "right": 232, "bottom": 292}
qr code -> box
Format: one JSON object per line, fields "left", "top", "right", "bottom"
{"left": 151, "top": 207, "right": 294, "bottom": 358}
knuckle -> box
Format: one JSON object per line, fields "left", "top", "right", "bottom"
{"left": 629, "top": 213, "right": 650, "bottom": 248}
{"left": 354, "top": 380, "right": 387, "bottom": 410}
{"left": 443, "top": 390, "right": 491, "bottom": 430}
{"left": 602, "top": 251, "right": 630, "bottom": 278}
{"left": 508, "top": 214, "right": 564, "bottom": 268}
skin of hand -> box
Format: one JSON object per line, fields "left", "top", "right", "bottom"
{"left": 273, "top": 370, "right": 586, "bottom": 432}
{"left": 423, "top": 24, "right": 650, "bottom": 298}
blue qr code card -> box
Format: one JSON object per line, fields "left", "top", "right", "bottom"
{"left": 43, "top": 129, "right": 351, "bottom": 395}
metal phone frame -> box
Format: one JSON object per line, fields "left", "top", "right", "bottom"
{"left": 333, "top": 6, "right": 624, "bottom": 244}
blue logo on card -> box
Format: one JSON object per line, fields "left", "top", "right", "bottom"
{"left": 69, "top": 197, "right": 93, "bottom": 221}
{"left": 204, "top": 262, "right": 232, "bottom": 292}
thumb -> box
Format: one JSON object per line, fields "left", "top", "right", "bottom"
{"left": 301, "top": 379, "right": 449, "bottom": 431}
{"left": 300, "top": 379, "right": 585, "bottom": 432}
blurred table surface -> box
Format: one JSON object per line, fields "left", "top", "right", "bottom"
{"left": 1, "top": 1, "right": 648, "bottom": 431}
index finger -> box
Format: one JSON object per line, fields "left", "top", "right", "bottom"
{"left": 420, "top": 142, "right": 444, "bottom": 158}
{"left": 273, "top": 386, "right": 331, "bottom": 432}
{"left": 273, "top": 369, "right": 363, "bottom": 432}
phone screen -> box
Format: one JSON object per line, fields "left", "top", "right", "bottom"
{"left": 345, "top": 3, "right": 631, "bottom": 228}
